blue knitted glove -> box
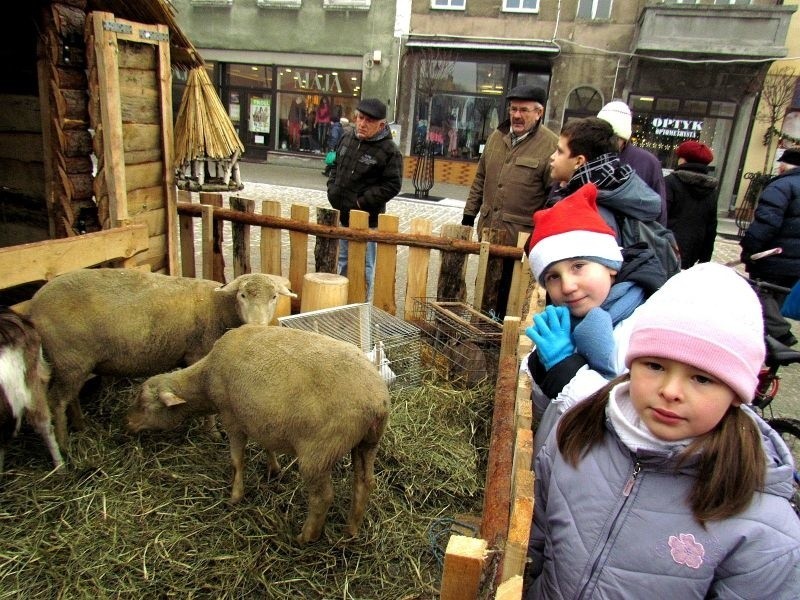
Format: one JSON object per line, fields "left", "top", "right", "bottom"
{"left": 572, "top": 307, "right": 616, "bottom": 378}
{"left": 525, "top": 305, "right": 575, "bottom": 371}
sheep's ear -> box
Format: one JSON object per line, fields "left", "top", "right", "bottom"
{"left": 159, "top": 391, "right": 187, "bottom": 407}
{"left": 278, "top": 284, "right": 298, "bottom": 298}
{"left": 216, "top": 277, "right": 241, "bottom": 293}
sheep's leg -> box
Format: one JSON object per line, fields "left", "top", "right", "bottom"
{"left": 265, "top": 450, "right": 281, "bottom": 476}
{"left": 226, "top": 426, "right": 248, "bottom": 504}
{"left": 202, "top": 414, "right": 222, "bottom": 441}
{"left": 26, "top": 404, "right": 64, "bottom": 469}
{"left": 346, "top": 441, "right": 379, "bottom": 537}
{"left": 49, "top": 375, "right": 84, "bottom": 449}
{"left": 297, "top": 468, "right": 334, "bottom": 544}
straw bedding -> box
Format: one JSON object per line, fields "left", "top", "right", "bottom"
{"left": 0, "top": 375, "right": 493, "bottom": 599}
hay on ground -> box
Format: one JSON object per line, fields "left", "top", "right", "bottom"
{"left": 0, "top": 373, "right": 493, "bottom": 599}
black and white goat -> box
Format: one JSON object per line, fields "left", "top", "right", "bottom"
{"left": 0, "top": 306, "right": 63, "bottom": 474}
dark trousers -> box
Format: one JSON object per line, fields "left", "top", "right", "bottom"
{"left": 754, "top": 275, "right": 797, "bottom": 345}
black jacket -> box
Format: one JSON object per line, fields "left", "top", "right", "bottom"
{"left": 326, "top": 126, "right": 402, "bottom": 227}
{"left": 665, "top": 163, "right": 718, "bottom": 268}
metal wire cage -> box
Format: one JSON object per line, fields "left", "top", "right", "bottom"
{"left": 407, "top": 298, "right": 503, "bottom": 387}
{"left": 277, "top": 303, "right": 423, "bottom": 392}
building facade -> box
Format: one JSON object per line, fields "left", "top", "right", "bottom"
{"left": 399, "top": 0, "right": 795, "bottom": 212}
{"left": 171, "top": 0, "right": 399, "bottom": 161}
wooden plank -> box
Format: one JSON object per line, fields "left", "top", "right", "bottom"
{"left": 156, "top": 24, "right": 177, "bottom": 275}
{"left": 260, "top": 200, "right": 282, "bottom": 275}
{"left": 374, "top": 213, "right": 399, "bottom": 315}
{"left": 0, "top": 94, "right": 41, "bottom": 132}
{"left": 199, "top": 192, "right": 225, "bottom": 283}
{"left": 500, "top": 316, "right": 520, "bottom": 362}
{"left": 127, "top": 186, "right": 165, "bottom": 213}
{"left": 0, "top": 132, "right": 44, "bottom": 162}
{"left": 124, "top": 148, "right": 163, "bottom": 166}
{"left": 179, "top": 213, "right": 196, "bottom": 278}
{"left": 346, "top": 210, "right": 369, "bottom": 304}
{"left": 515, "top": 377, "right": 533, "bottom": 432}
{"left": 289, "top": 203, "right": 310, "bottom": 312}
{"left": 125, "top": 162, "right": 163, "bottom": 192}
{"left": 506, "top": 232, "right": 531, "bottom": 319}
{"left": 473, "top": 240, "right": 490, "bottom": 312}
{"left": 131, "top": 208, "right": 166, "bottom": 237}
{"left": 502, "top": 467, "right": 534, "bottom": 583}
{"left": 230, "top": 196, "right": 254, "bottom": 277}
{"left": 0, "top": 159, "right": 46, "bottom": 197}
{"left": 495, "top": 575, "right": 523, "bottom": 600}
{"left": 440, "top": 535, "right": 488, "bottom": 600}
{"left": 404, "top": 217, "right": 432, "bottom": 312}
{"left": 36, "top": 45, "right": 56, "bottom": 240}
{"left": 0, "top": 224, "right": 148, "bottom": 289}
{"left": 480, "top": 228, "right": 507, "bottom": 315}
{"left": 92, "top": 12, "right": 128, "bottom": 225}
{"left": 122, "top": 123, "right": 161, "bottom": 152}
{"left": 201, "top": 203, "right": 214, "bottom": 281}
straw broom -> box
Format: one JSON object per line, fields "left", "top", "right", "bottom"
{"left": 174, "top": 66, "right": 244, "bottom": 168}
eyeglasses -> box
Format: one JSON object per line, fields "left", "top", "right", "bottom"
{"left": 509, "top": 106, "right": 540, "bottom": 115}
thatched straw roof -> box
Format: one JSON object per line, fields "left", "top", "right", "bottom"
{"left": 174, "top": 67, "right": 245, "bottom": 164}
{"left": 88, "top": 0, "right": 202, "bottom": 69}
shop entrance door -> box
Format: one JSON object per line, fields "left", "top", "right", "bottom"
{"left": 226, "top": 89, "right": 273, "bottom": 160}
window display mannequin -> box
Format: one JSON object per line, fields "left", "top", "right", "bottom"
{"left": 316, "top": 97, "right": 332, "bottom": 152}
{"left": 288, "top": 96, "right": 305, "bottom": 151}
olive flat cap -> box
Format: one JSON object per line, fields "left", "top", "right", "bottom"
{"left": 506, "top": 85, "right": 547, "bottom": 105}
{"left": 356, "top": 98, "right": 387, "bottom": 120}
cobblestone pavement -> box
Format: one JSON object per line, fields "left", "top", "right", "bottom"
{"left": 188, "top": 162, "right": 800, "bottom": 423}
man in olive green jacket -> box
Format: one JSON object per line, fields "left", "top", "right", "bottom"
{"left": 462, "top": 85, "right": 558, "bottom": 317}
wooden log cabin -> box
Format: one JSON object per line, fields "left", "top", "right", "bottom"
{"left": 0, "top": 0, "right": 201, "bottom": 284}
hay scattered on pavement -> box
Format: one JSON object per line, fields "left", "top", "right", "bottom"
{"left": 0, "top": 375, "right": 493, "bottom": 599}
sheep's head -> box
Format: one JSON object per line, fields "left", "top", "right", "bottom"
{"left": 126, "top": 374, "right": 191, "bottom": 434}
{"left": 217, "top": 274, "right": 296, "bottom": 325}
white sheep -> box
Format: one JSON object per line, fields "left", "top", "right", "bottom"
{"left": 0, "top": 307, "right": 63, "bottom": 474}
{"left": 29, "top": 268, "right": 296, "bottom": 447}
{"left": 126, "top": 324, "right": 391, "bottom": 544}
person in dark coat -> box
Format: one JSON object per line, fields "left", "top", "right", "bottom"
{"left": 665, "top": 140, "right": 718, "bottom": 269}
{"left": 740, "top": 147, "right": 800, "bottom": 345}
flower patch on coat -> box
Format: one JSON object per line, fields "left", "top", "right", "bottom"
{"left": 668, "top": 533, "right": 705, "bottom": 569}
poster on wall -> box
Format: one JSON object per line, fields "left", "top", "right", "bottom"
{"left": 249, "top": 97, "right": 271, "bottom": 135}
{"left": 229, "top": 92, "right": 241, "bottom": 123}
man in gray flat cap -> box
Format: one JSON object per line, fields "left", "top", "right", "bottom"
{"left": 327, "top": 98, "right": 402, "bottom": 300}
{"left": 462, "top": 85, "right": 558, "bottom": 318}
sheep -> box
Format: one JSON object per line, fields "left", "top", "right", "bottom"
{"left": 126, "top": 324, "right": 391, "bottom": 544}
{"left": 28, "top": 268, "right": 296, "bottom": 448}
{"left": 0, "top": 307, "right": 63, "bottom": 475}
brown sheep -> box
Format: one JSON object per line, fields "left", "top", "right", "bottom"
{"left": 29, "top": 269, "right": 295, "bottom": 447}
{"left": 0, "top": 307, "right": 63, "bottom": 474}
{"left": 126, "top": 325, "right": 391, "bottom": 544}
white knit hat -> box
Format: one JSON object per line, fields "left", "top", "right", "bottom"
{"left": 626, "top": 263, "right": 765, "bottom": 403}
{"left": 597, "top": 101, "right": 632, "bottom": 141}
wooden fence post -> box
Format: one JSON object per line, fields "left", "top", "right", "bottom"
{"left": 480, "top": 228, "right": 507, "bottom": 314}
{"left": 199, "top": 192, "right": 225, "bottom": 283}
{"left": 440, "top": 535, "right": 488, "bottom": 600}
{"left": 404, "top": 217, "right": 432, "bottom": 311}
{"left": 315, "top": 206, "right": 339, "bottom": 273}
{"left": 260, "top": 200, "right": 282, "bottom": 275}
{"left": 505, "top": 232, "right": 531, "bottom": 319}
{"left": 201, "top": 203, "right": 214, "bottom": 281}
{"left": 374, "top": 213, "right": 399, "bottom": 314}
{"left": 438, "top": 223, "right": 472, "bottom": 302}
{"left": 178, "top": 189, "right": 195, "bottom": 278}
{"left": 289, "top": 203, "right": 309, "bottom": 312}
{"left": 230, "top": 196, "right": 254, "bottom": 277}
{"left": 347, "top": 210, "right": 369, "bottom": 304}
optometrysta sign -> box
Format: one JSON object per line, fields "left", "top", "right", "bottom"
{"left": 651, "top": 117, "right": 703, "bottom": 138}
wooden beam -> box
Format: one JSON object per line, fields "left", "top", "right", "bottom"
{"left": 155, "top": 22, "right": 178, "bottom": 275}
{"left": 440, "top": 535, "right": 488, "bottom": 600}
{"left": 404, "top": 217, "right": 432, "bottom": 312}
{"left": 260, "top": 200, "right": 282, "bottom": 275}
{"left": 0, "top": 224, "right": 148, "bottom": 290}
{"left": 347, "top": 210, "right": 369, "bottom": 304}
{"left": 495, "top": 575, "right": 523, "bottom": 600}
{"left": 92, "top": 12, "right": 128, "bottom": 226}
{"left": 373, "top": 213, "right": 399, "bottom": 315}
{"left": 289, "top": 204, "right": 309, "bottom": 312}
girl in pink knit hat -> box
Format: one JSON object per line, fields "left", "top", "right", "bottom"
{"left": 524, "top": 262, "right": 800, "bottom": 599}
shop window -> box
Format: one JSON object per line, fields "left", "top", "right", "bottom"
{"left": 683, "top": 100, "right": 707, "bottom": 116}
{"left": 576, "top": 0, "right": 612, "bottom": 20}
{"left": 227, "top": 64, "right": 273, "bottom": 88}
{"left": 503, "top": 0, "right": 539, "bottom": 12}
{"left": 709, "top": 101, "right": 736, "bottom": 117}
{"left": 655, "top": 98, "right": 680, "bottom": 112}
{"left": 713, "top": 0, "right": 752, "bottom": 4}
{"left": 431, "top": 0, "right": 466, "bottom": 10}
{"left": 323, "top": 0, "right": 370, "bottom": 10}
{"left": 257, "top": 0, "right": 301, "bottom": 7}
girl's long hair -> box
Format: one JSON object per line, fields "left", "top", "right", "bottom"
{"left": 556, "top": 374, "right": 766, "bottom": 525}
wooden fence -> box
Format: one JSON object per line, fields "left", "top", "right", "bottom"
{"left": 176, "top": 193, "right": 543, "bottom": 599}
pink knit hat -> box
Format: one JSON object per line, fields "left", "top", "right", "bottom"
{"left": 625, "top": 263, "right": 765, "bottom": 403}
